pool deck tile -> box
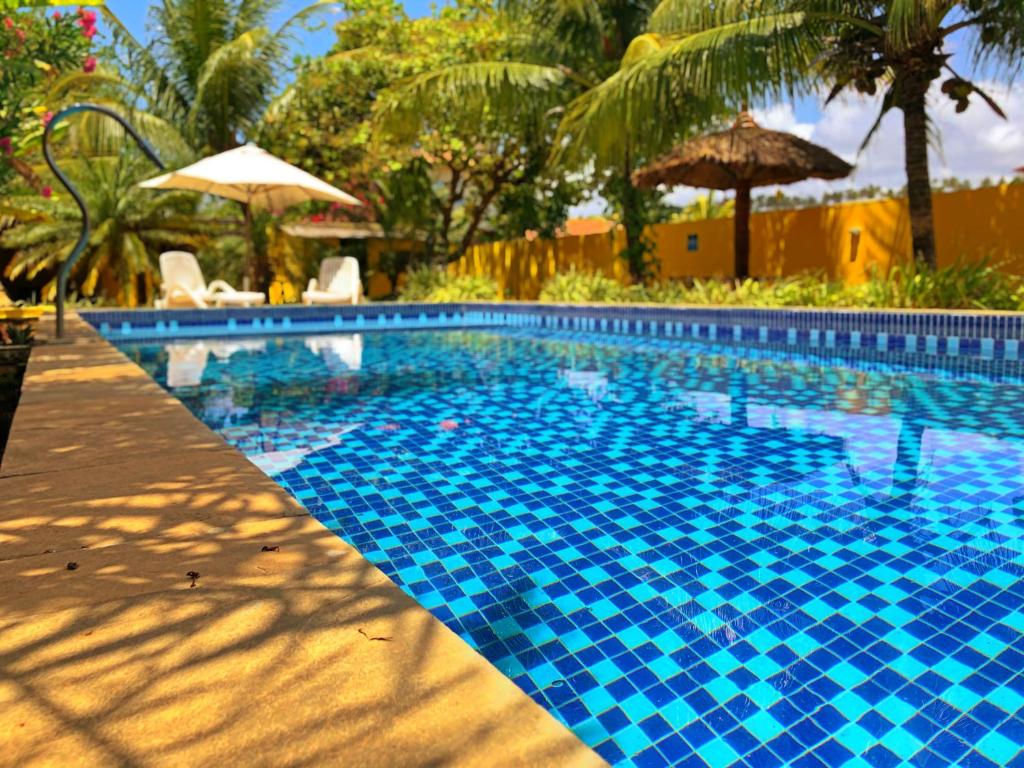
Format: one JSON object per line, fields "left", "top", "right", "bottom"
{"left": 0, "top": 314, "right": 606, "bottom": 768}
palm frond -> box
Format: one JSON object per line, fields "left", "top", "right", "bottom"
{"left": 190, "top": 26, "right": 277, "bottom": 146}
{"left": 886, "top": 0, "right": 956, "bottom": 49}
{"left": 553, "top": 10, "right": 819, "bottom": 168}
{"left": 651, "top": 0, "right": 767, "bottom": 34}
{"left": 374, "top": 62, "right": 568, "bottom": 139}
{"left": 274, "top": 0, "right": 339, "bottom": 37}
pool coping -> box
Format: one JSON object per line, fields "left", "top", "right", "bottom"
{"left": 82, "top": 301, "right": 1024, "bottom": 360}
{"left": 0, "top": 313, "right": 606, "bottom": 767}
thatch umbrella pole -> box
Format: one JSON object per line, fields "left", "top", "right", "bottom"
{"left": 734, "top": 180, "right": 752, "bottom": 280}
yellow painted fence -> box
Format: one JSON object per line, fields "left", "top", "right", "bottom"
{"left": 449, "top": 184, "right": 1024, "bottom": 300}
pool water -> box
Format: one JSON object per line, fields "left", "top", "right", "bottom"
{"left": 120, "top": 328, "right": 1024, "bottom": 768}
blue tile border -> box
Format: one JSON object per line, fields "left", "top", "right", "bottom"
{"left": 81, "top": 302, "right": 1024, "bottom": 361}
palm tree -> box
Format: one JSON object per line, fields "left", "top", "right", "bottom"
{"left": 109, "top": 0, "right": 331, "bottom": 154}
{"left": 0, "top": 155, "right": 209, "bottom": 305}
{"left": 553, "top": 0, "right": 1024, "bottom": 270}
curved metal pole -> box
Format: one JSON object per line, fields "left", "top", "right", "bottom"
{"left": 42, "top": 104, "right": 165, "bottom": 338}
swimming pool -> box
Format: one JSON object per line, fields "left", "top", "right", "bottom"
{"left": 111, "top": 313, "right": 1024, "bottom": 767}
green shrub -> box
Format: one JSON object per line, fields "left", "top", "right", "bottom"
{"left": 536, "top": 258, "right": 1024, "bottom": 311}
{"left": 398, "top": 265, "right": 446, "bottom": 301}
{"left": 538, "top": 268, "right": 630, "bottom": 303}
{"left": 862, "top": 257, "right": 1024, "bottom": 311}
{"left": 398, "top": 265, "right": 499, "bottom": 302}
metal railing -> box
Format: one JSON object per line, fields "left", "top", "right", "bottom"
{"left": 42, "top": 104, "right": 165, "bottom": 338}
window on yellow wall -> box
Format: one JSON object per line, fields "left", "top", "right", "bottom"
{"left": 687, "top": 234, "right": 699, "bottom": 252}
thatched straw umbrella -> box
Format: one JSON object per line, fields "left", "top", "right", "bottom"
{"left": 633, "top": 112, "right": 853, "bottom": 279}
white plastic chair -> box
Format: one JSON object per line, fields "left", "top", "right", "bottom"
{"left": 302, "top": 256, "right": 362, "bottom": 305}
{"left": 155, "top": 251, "right": 266, "bottom": 309}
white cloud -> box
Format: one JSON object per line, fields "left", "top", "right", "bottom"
{"left": 751, "top": 103, "right": 815, "bottom": 140}
{"left": 763, "top": 80, "right": 1024, "bottom": 198}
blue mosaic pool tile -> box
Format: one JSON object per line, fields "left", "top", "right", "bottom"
{"left": 117, "top": 325, "right": 1024, "bottom": 767}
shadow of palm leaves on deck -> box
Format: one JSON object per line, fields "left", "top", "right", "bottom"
{"left": 0, "top": 454, "right": 603, "bottom": 767}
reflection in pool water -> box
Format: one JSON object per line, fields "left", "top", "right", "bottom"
{"left": 120, "top": 328, "right": 1024, "bottom": 768}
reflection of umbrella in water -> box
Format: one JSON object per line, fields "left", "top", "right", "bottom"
{"left": 633, "top": 111, "right": 853, "bottom": 279}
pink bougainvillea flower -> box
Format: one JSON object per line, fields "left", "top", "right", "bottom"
{"left": 41, "top": 186, "right": 53, "bottom": 199}
{"left": 3, "top": 17, "right": 13, "bottom": 29}
{"left": 53, "top": 10, "right": 61, "bottom": 18}
{"left": 41, "top": 111, "right": 54, "bottom": 126}
{"left": 439, "top": 419, "right": 459, "bottom": 431}
{"left": 77, "top": 9, "right": 97, "bottom": 24}
{"left": 83, "top": 56, "right": 97, "bottom": 73}
{"left": 0, "top": 137, "right": 11, "bottom": 156}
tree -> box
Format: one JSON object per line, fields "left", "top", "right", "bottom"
{"left": 552, "top": 0, "right": 1024, "bottom": 270}
{"left": 262, "top": 0, "right": 578, "bottom": 264}
{"left": 372, "top": 0, "right": 702, "bottom": 281}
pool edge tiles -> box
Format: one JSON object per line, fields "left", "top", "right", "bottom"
{"left": 0, "top": 313, "right": 607, "bottom": 768}
{"left": 83, "top": 302, "right": 1024, "bottom": 361}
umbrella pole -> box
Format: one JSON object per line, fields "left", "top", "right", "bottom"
{"left": 734, "top": 181, "right": 752, "bottom": 280}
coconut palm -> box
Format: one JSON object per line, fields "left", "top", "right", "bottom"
{"left": 554, "top": 0, "right": 1024, "bottom": 270}
{"left": 0, "top": 155, "right": 210, "bottom": 305}
{"left": 112, "top": 0, "right": 334, "bottom": 154}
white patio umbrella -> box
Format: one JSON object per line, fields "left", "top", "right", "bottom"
{"left": 140, "top": 143, "right": 361, "bottom": 285}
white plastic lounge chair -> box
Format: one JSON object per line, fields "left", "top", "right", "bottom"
{"left": 305, "top": 334, "right": 363, "bottom": 372}
{"left": 302, "top": 256, "right": 362, "bottom": 305}
{"left": 155, "top": 251, "right": 266, "bottom": 309}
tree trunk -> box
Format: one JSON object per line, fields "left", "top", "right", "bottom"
{"left": 620, "top": 151, "right": 648, "bottom": 282}
{"left": 734, "top": 181, "right": 751, "bottom": 279}
{"left": 902, "top": 83, "right": 937, "bottom": 269}
{"left": 242, "top": 202, "right": 269, "bottom": 292}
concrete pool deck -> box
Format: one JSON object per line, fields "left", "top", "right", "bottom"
{"left": 0, "top": 314, "right": 605, "bottom": 767}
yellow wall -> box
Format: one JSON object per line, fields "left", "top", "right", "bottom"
{"left": 450, "top": 184, "right": 1024, "bottom": 299}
